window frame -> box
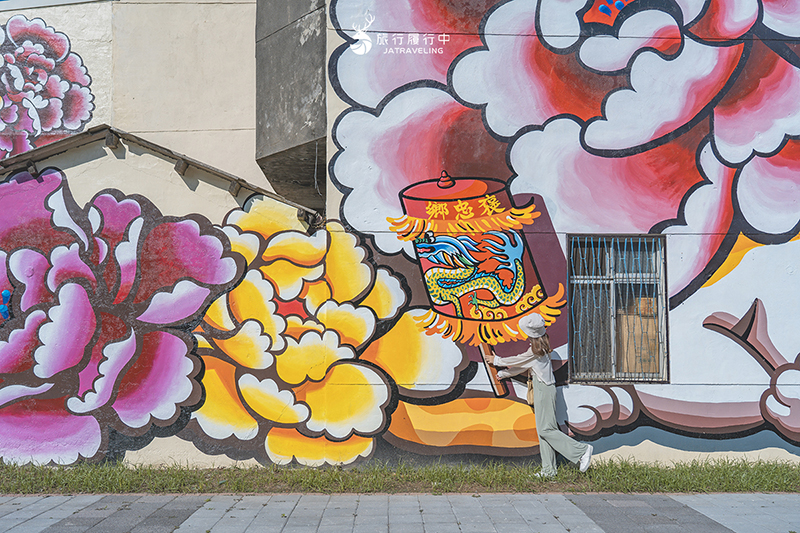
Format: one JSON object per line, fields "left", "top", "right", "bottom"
{"left": 567, "top": 233, "right": 670, "bottom": 384}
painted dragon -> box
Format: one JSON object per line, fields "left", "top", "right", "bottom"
{"left": 414, "top": 230, "right": 527, "bottom": 317}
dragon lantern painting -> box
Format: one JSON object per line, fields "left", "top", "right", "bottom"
{"left": 389, "top": 171, "right": 565, "bottom": 397}
{"left": 392, "top": 172, "right": 545, "bottom": 327}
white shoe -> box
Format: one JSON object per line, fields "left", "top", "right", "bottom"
{"left": 579, "top": 444, "right": 593, "bottom": 472}
{"left": 533, "top": 471, "right": 554, "bottom": 479}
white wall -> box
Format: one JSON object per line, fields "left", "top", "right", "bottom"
{"left": 0, "top": 0, "right": 272, "bottom": 190}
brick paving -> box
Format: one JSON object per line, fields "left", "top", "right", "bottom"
{"left": 0, "top": 493, "right": 796, "bottom": 532}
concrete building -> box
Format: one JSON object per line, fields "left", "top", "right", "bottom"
{"left": 256, "top": 0, "right": 326, "bottom": 211}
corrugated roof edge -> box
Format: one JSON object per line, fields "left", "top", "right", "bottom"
{"left": 0, "top": 124, "right": 319, "bottom": 217}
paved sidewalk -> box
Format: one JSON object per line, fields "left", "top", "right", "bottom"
{"left": 0, "top": 493, "right": 795, "bottom": 532}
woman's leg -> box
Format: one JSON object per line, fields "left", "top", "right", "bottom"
{"left": 533, "top": 376, "right": 588, "bottom": 468}
{"left": 538, "top": 433, "right": 557, "bottom": 476}
{"left": 532, "top": 375, "right": 558, "bottom": 475}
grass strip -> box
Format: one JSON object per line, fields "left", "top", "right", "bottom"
{"left": 0, "top": 459, "right": 797, "bottom": 494}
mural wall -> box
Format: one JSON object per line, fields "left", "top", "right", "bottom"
{"left": 325, "top": 0, "right": 800, "bottom": 462}
{"left": 1, "top": 0, "right": 800, "bottom": 466}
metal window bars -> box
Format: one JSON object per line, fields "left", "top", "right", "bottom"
{"left": 568, "top": 235, "right": 668, "bottom": 382}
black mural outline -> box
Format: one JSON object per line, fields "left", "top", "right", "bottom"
{"left": 83, "top": 179, "right": 244, "bottom": 441}
{"left": 646, "top": 132, "right": 739, "bottom": 309}
{"left": 183, "top": 207, "right": 315, "bottom": 462}
{"left": 533, "top": 0, "right": 585, "bottom": 56}
{"left": 574, "top": 4, "right": 688, "bottom": 76}
{"left": 757, "top": 25, "right": 800, "bottom": 70}
{"left": 291, "top": 358, "right": 398, "bottom": 443}
{"left": 683, "top": 1, "right": 759, "bottom": 45}
{"left": 502, "top": 114, "right": 732, "bottom": 308}
{"left": 350, "top": 234, "right": 477, "bottom": 406}
{"left": 579, "top": 37, "right": 752, "bottom": 159}
{"left": 730, "top": 153, "right": 800, "bottom": 246}
{"left": 328, "top": 0, "right": 509, "bottom": 111}
{"left": 256, "top": 234, "right": 329, "bottom": 272}
{"left": 105, "top": 406, "right": 195, "bottom": 464}
{"left": 443, "top": 0, "right": 755, "bottom": 158}
{"left": 706, "top": 34, "right": 800, "bottom": 170}
{"left": 328, "top": 80, "right": 512, "bottom": 245}
{"left": 443, "top": 0, "right": 533, "bottom": 146}
{"left": 352, "top": 258, "right": 478, "bottom": 404}
{"left": 663, "top": 132, "right": 800, "bottom": 307}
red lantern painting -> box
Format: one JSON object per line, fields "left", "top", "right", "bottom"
{"left": 389, "top": 171, "right": 565, "bottom": 396}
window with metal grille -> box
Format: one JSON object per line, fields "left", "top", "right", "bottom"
{"left": 568, "top": 235, "right": 668, "bottom": 382}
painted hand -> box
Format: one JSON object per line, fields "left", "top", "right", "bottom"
{"left": 704, "top": 299, "right": 800, "bottom": 442}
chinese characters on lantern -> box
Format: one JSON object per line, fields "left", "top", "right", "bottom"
{"left": 426, "top": 194, "right": 506, "bottom": 221}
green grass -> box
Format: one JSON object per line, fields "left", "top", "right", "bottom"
{"left": 0, "top": 459, "right": 797, "bottom": 494}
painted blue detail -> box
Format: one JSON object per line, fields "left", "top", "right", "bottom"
{"left": 1, "top": 290, "right": 11, "bottom": 320}
{"left": 615, "top": 0, "right": 625, "bottom": 9}
{"left": 599, "top": 4, "right": 613, "bottom": 16}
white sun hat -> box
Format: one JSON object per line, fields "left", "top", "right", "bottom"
{"left": 519, "top": 313, "right": 546, "bottom": 338}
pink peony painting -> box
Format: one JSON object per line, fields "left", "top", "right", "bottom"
{"left": 0, "top": 169, "right": 243, "bottom": 464}
{"left": 0, "top": 15, "right": 93, "bottom": 159}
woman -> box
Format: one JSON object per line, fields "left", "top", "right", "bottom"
{"left": 490, "top": 313, "right": 593, "bottom": 477}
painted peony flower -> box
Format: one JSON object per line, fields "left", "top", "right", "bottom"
{"left": 0, "top": 168, "right": 242, "bottom": 464}
{"left": 332, "top": 86, "right": 511, "bottom": 257}
{"left": 185, "top": 196, "right": 476, "bottom": 466}
{"left": 450, "top": 0, "right": 800, "bottom": 301}
{"left": 0, "top": 15, "right": 94, "bottom": 158}
{"left": 332, "top": 0, "right": 800, "bottom": 302}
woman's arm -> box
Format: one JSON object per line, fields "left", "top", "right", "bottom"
{"left": 493, "top": 348, "right": 537, "bottom": 368}
{"left": 491, "top": 347, "right": 539, "bottom": 380}
{"left": 496, "top": 366, "right": 529, "bottom": 380}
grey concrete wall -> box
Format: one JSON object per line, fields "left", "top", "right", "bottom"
{"left": 256, "top": 0, "right": 326, "bottom": 211}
